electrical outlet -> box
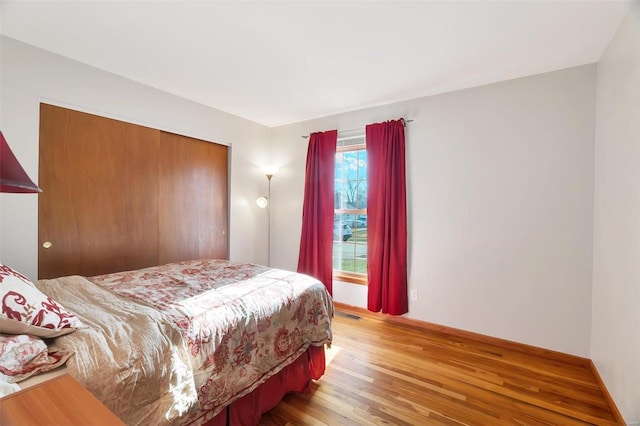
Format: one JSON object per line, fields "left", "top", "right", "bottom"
{"left": 410, "top": 289, "right": 418, "bottom": 301}
{"left": 627, "top": 422, "right": 639, "bottom": 426}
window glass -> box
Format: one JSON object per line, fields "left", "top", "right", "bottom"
{"left": 333, "top": 143, "right": 367, "bottom": 280}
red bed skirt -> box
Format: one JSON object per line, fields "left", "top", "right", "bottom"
{"left": 201, "top": 344, "right": 326, "bottom": 426}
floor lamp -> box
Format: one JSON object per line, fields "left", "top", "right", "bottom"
{"left": 256, "top": 173, "right": 274, "bottom": 266}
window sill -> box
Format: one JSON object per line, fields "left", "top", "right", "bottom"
{"left": 333, "top": 272, "right": 367, "bottom": 286}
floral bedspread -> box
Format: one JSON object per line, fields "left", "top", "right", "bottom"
{"left": 91, "top": 259, "right": 333, "bottom": 424}
{"left": 36, "top": 275, "right": 197, "bottom": 426}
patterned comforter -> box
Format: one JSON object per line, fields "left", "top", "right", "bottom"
{"left": 38, "top": 260, "right": 333, "bottom": 425}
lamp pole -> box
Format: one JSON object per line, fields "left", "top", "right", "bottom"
{"left": 266, "top": 173, "right": 273, "bottom": 266}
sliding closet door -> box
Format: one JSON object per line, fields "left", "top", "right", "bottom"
{"left": 158, "top": 132, "right": 229, "bottom": 264}
{"left": 39, "top": 104, "right": 229, "bottom": 279}
{"left": 39, "top": 104, "right": 160, "bottom": 279}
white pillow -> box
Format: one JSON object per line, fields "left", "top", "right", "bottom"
{"left": 0, "top": 264, "right": 84, "bottom": 337}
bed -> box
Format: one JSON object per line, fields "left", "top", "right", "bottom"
{"left": 0, "top": 259, "right": 333, "bottom": 425}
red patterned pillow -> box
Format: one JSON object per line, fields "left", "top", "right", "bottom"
{"left": 0, "top": 334, "right": 72, "bottom": 383}
{"left": 0, "top": 264, "right": 84, "bottom": 337}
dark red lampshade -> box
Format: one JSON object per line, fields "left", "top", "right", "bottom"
{"left": 0, "top": 131, "right": 42, "bottom": 193}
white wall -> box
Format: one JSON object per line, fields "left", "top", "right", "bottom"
{"left": 271, "top": 65, "right": 597, "bottom": 357}
{"left": 0, "top": 37, "right": 272, "bottom": 279}
{"left": 1, "top": 37, "right": 599, "bottom": 358}
{"left": 592, "top": 2, "right": 640, "bottom": 422}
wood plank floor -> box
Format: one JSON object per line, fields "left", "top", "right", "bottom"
{"left": 260, "top": 306, "right": 620, "bottom": 426}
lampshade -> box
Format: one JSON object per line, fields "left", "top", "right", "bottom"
{"left": 0, "top": 131, "right": 41, "bottom": 193}
{"left": 256, "top": 196, "right": 268, "bottom": 208}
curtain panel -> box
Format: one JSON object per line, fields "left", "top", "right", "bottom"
{"left": 297, "top": 130, "right": 338, "bottom": 295}
{"left": 366, "top": 119, "right": 408, "bottom": 315}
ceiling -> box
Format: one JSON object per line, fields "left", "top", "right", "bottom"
{"left": 0, "top": 1, "right": 632, "bottom": 127}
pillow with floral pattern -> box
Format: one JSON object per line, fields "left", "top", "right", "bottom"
{"left": 0, "top": 334, "right": 72, "bottom": 383}
{"left": 0, "top": 264, "right": 84, "bottom": 337}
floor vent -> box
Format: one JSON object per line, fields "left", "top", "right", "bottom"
{"left": 335, "top": 311, "right": 361, "bottom": 320}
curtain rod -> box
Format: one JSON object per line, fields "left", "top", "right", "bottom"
{"left": 300, "top": 119, "right": 413, "bottom": 139}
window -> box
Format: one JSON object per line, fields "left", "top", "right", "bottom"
{"left": 333, "top": 136, "right": 367, "bottom": 284}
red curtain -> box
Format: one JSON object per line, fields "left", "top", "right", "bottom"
{"left": 297, "top": 130, "right": 337, "bottom": 295}
{"left": 366, "top": 119, "right": 408, "bottom": 315}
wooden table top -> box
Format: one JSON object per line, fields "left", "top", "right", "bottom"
{"left": 0, "top": 374, "right": 124, "bottom": 426}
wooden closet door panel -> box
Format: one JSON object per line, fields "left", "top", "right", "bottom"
{"left": 158, "top": 132, "right": 228, "bottom": 264}
{"left": 38, "top": 104, "right": 160, "bottom": 279}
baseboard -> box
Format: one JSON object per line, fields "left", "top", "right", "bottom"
{"left": 333, "top": 301, "right": 590, "bottom": 366}
{"left": 333, "top": 301, "right": 625, "bottom": 424}
{"left": 589, "top": 360, "right": 627, "bottom": 425}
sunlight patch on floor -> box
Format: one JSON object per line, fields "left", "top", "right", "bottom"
{"left": 325, "top": 344, "right": 341, "bottom": 366}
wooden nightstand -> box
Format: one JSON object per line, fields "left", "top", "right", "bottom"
{"left": 0, "top": 374, "right": 124, "bottom": 425}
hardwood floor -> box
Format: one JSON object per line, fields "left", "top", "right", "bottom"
{"left": 260, "top": 305, "right": 621, "bottom": 426}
